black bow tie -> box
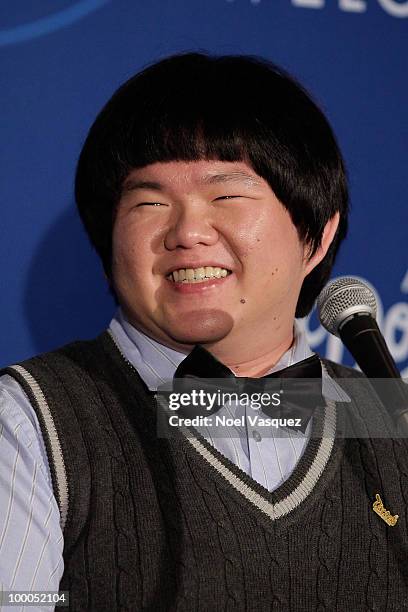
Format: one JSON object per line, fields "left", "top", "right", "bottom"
{"left": 173, "top": 345, "right": 324, "bottom": 433}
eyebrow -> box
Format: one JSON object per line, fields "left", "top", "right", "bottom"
{"left": 122, "top": 179, "right": 163, "bottom": 193}
{"left": 200, "top": 171, "right": 263, "bottom": 186}
{"left": 122, "top": 171, "right": 263, "bottom": 194}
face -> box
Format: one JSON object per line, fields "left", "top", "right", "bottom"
{"left": 112, "top": 160, "right": 324, "bottom": 354}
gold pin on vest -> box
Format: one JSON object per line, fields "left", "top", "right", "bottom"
{"left": 373, "top": 494, "right": 399, "bottom": 527}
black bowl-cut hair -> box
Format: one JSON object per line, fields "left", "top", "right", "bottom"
{"left": 75, "top": 52, "right": 348, "bottom": 317}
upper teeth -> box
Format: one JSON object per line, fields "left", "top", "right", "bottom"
{"left": 169, "top": 267, "right": 230, "bottom": 282}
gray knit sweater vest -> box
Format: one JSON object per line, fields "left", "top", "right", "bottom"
{"left": 4, "top": 332, "right": 408, "bottom": 611}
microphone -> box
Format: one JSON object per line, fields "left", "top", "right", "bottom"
{"left": 317, "top": 277, "right": 408, "bottom": 434}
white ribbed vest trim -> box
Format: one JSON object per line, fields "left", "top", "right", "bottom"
{"left": 8, "top": 365, "right": 69, "bottom": 531}
{"left": 185, "top": 399, "right": 336, "bottom": 521}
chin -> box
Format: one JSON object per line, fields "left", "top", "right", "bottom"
{"left": 164, "top": 309, "right": 234, "bottom": 346}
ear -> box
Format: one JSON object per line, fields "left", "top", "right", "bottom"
{"left": 303, "top": 212, "right": 340, "bottom": 275}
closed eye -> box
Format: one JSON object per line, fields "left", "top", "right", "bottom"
{"left": 136, "top": 202, "right": 167, "bottom": 207}
{"left": 213, "top": 195, "right": 243, "bottom": 201}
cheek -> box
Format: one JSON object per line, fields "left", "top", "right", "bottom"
{"left": 224, "top": 215, "right": 267, "bottom": 260}
{"left": 112, "top": 219, "right": 155, "bottom": 271}
{"left": 119, "top": 209, "right": 167, "bottom": 245}
{"left": 112, "top": 239, "right": 138, "bottom": 275}
{"left": 112, "top": 232, "right": 149, "bottom": 295}
{"left": 239, "top": 226, "right": 305, "bottom": 292}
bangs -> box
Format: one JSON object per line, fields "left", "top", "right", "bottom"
{"left": 113, "top": 86, "right": 261, "bottom": 175}
{"left": 97, "top": 53, "right": 287, "bottom": 191}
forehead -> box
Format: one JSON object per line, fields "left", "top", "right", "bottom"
{"left": 122, "top": 160, "right": 267, "bottom": 193}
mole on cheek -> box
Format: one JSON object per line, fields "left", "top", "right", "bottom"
{"left": 240, "top": 298, "right": 246, "bottom": 304}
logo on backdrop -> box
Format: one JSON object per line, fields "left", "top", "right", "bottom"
{"left": 0, "top": 0, "right": 111, "bottom": 46}
{"left": 304, "top": 271, "right": 408, "bottom": 377}
{"left": 226, "top": 0, "right": 408, "bottom": 18}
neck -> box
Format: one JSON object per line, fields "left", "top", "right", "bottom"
{"left": 204, "top": 333, "right": 294, "bottom": 377}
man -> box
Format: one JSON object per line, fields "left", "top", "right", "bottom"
{"left": 1, "top": 53, "right": 407, "bottom": 611}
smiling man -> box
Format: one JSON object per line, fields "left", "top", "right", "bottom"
{"left": 1, "top": 53, "right": 407, "bottom": 611}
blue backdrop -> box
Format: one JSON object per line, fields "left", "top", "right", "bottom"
{"left": 1, "top": 0, "right": 407, "bottom": 374}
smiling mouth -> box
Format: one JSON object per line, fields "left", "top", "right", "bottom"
{"left": 166, "top": 266, "right": 232, "bottom": 284}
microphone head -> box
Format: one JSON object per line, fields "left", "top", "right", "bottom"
{"left": 317, "top": 276, "right": 377, "bottom": 336}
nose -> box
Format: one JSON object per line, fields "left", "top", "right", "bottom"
{"left": 164, "top": 204, "right": 219, "bottom": 250}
